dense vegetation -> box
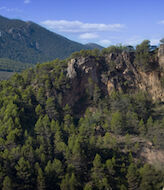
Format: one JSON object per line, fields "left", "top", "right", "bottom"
{"left": 0, "top": 15, "right": 92, "bottom": 64}
{"left": 0, "top": 58, "right": 33, "bottom": 72}
{"left": 0, "top": 15, "right": 105, "bottom": 80}
{"left": 0, "top": 15, "right": 158, "bottom": 82}
{"left": 0, "top": 42, "right": 163, "bottom": 189}
{"left": 0, "top": 58, "right": 34, "bottom": 80}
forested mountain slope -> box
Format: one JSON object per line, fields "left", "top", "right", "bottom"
{"left": 0, "top": 15, "right": 91, "bottom": 64}
{"left": 85, "top": 43, "right": 104, "bottom": 50}
{"left": 0, "top": 41, "right": 164, "bottom": 189}
{"left": 0, "top": 58, "right": 33, "bottom": 72}
{"left": 0, "top": 58, "right": 34, "bottom": 80}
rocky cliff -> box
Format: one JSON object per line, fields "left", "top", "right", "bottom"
{"left": 158, "top": 44, "right": 164, "bottom": 68}
{"left": 67, "top": 46, "right": 164, "bottom": 103}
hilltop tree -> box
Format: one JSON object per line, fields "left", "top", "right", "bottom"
{"left": 160, "top": 38, "right": 164, "bottom": 44}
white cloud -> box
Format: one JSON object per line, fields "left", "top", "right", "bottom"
{"left": 79, "top": 33, "right": 99, "bottom": 39}
{"left": 99, "top": 39, "right": 111, "bottom": 46}
{"left": 150, "top": 39, "right": 160, "bottom": 45}
{"left": 0, "top": 6, "right": 22, "bottom": 12}
{"left": 125, "top": 36, "right": 160, "bottom": 46}
{"left": 41, "top": 20, "right": 125, "bottom": 33}
{"left": 158, "top": 20, "right": 164, "bottom": 24}
{"left": 24, "top": 0, "right": 30, "bottom": 4}
{"left": 124, "top": 36, "right": 144, "bottom": 46}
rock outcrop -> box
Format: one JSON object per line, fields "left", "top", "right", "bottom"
{"left": 65, "top": 56, "right": 106, "bottom": 113}
{"left": 66, "top": 51, "right": 164, "bottom": 103}
{"left": 158, "top": 44, "right": 164, "bottom": 68}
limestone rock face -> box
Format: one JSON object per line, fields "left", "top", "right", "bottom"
{"left": 67, "top": 56, "right": 100, "bottom": 81}
{"left": 104, "top": 52, "right": 139, "bottom": 94}
{"left": 105, "top": 51, "right": 164, "bottom": 101}
{"left": 67, "top": 59, "right": 77, "bottom": 79}
{"left": 158, "top": 44, "right": 164, "bottom": 68}
{"left": 66, "top": 51, "right": 164, "bottom": 108}
{"left": 107, "top": 80, "right": 115, "bottom": 94}
{"left": 65, "top": 56, "right": 106, "bottom": 111}
{"left": 138, "top": 71, "right": 164, "bottom": 101}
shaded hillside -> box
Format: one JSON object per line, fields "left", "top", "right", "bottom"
{"left": 0, "top": 41, "right": 163, "bottom": 189}
{"left": 0, "top": 71, "right": 14, "bottom": 80}
{"left": 0, "top": 58, "right": 33, "bottom": 72}
{"left": 0, "top": 15, "right": 91, "bottom": 64}
{"left": 85, "top": 43, "right": 104, "bottom": 50}
{"left": 0, "top": 58, "right": 34, "bottom": 80}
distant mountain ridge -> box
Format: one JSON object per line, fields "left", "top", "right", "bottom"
{"left": 85, "top": 43, "right": 104, "bottom": 50}
{"left": 0, "top": 15, "right": 99, "bottom": 64}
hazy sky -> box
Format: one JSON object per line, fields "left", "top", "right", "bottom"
{"left": 0, "top": 0, "right": 164, "bottom": 47}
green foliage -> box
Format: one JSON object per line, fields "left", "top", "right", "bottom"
{"left": 45, "top": 97, "right": 58, "bottom": 119}
{"left": 135, "top": 40, "right": 150, "bottom": 69}
{"left": 71, "top": 49, "right": 101, "bottom": 59}
{"left": 0, "top": 58, "right": 33, "bottom": 72}
{"left": 93, "top": 84, "right": 101, "bottom": 104}
{"left": 102, "top": 44, "right": 128, "bottom": 54}
{"left": 126, "top": 163, "right": 140, "bottom": 190}
{"left": 84, "top": 183, "right": 93, "bottom": 190}
{"left": 91, "top": 154, "right": 108, "bottom": 189}
{"left": 110, "top": 111, "right": 124, "bottom": 134}
{"left": 0, "top": 45, "right": 163, "bottom": 190}
{"left": 15, "top": 157, "right": 33, "bottom": 189}
{"left": 2, "top": 176, "right": 13, "bottom": 190}
{"left": 60, "top": 173, "right": 79, "bottom": 190}
{"left": 37, "top": 167, "right": 46, "bottom": 190}
{"left": 139, "top": 164, "right": 164, "bottom": 190}
{"left": 135, "top": 40, "right": 158, "bottom": 72}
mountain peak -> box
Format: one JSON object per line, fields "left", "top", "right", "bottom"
{"left": 85, "top": 43, "right": 104, "bottom": 50}
{"left": 0, "top": 15, "right": 93, "bottom": 64}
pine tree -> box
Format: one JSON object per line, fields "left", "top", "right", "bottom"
{"left": 69, "top": 173, "right": 78, "bottom": 190}
{"left": 84, "top": 183, "right": 93, "bottom": 190}
{"left": 37, "top": 168, "right": 46, "bottom": 190}
{"left": 126, "top": 163, "right": 140, "bottom": 190}
{"left": 110, "top": 111, "right": 124, "bottom": 134}
{"left": 15, "top": 157, "right": 33, "bottom": 189}
{"left": 146, "top": 116, "right": 153, "bottom": 129}
{"left": 91, "top": 154, "right": 106, "bottom": 189}
{"left": 138, "top": 119, "right": 146, "bottom": 135}
{"left": 2, "top": 176, "right": 13, "bottom": 190}
{"left": 93, "top": 84, "right": 101, "bottom": 104}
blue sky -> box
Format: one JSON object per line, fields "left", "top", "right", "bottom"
{"left": 0, "top": 0, "right": 164, "bottom": 47}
